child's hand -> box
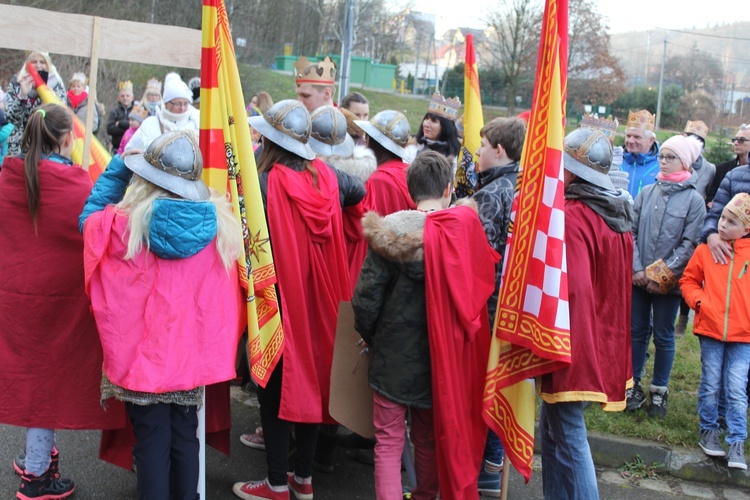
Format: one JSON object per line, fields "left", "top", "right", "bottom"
{"left": 707, "top": 233, "right": 732, "bottom": 265}
{"left": 646, "top": 280, "right": 664, "bottom": 294}
{"left": 633, "top": 271, "right": 649, "bottom": 287}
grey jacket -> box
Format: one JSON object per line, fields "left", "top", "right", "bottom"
{"left": 632, "top": 176, "right": 706, "bottom": 293}
{"left": 352, "top": 209, "right": 431, "bottom": 408}
{"left": 689, "top": 155, "right": 716, "bottom": 199}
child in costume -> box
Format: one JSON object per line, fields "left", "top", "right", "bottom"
{"left": 0, "top": 104, "right": 124, "bottom": 500}
{"left": 680, "top": 193, "right": 750, "bottom": 470}
{"left": 117, "top": 102, "right": 148, "bottom": 155}
{"left": 79, "top": 130, "right": 244, "bottom": 499}
{"left": 233, "top": 100, "right": 364, "bottom": 500}
{"left": 353, "top": 151, "right": 499, "bottom": 499}
{"left": 627, "top": 134, "right": 706, "bottom": 418}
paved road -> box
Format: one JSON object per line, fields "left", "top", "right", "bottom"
{"left": 0, "top": 388, "right": 743, "bottom": 499}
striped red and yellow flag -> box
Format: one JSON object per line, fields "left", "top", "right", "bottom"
{"left": 483, "top": 0, "right": 570, "bottom": 482}
{"left": 454, "top": 33, "right": 482, "bottom": 198}
{"left": 460, "top": 33, "right": 482, "bottom": 164}
{"left": 200, "top": 0, "right": 283, "bottom": 388}
{"left": 26, "top": 63, "right": 110, "bottom": 182}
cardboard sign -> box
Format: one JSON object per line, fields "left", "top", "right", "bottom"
{"left": 329, "top": 301, "right": 374, "bottom": 438}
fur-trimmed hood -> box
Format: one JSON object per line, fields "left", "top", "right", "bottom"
{"left": 361, "top": 199, "right": 479, "bottom": 270}
{"left": 321, "top": 145, "right": 377, "bottom": 183}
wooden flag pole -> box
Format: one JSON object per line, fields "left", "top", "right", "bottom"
{"left": 82, "top": 16, "right": 101, "bottom": 171}
{"left": 500, "top": 457, "right": 510, "bottom": 500}
{"left": 198, "top": 389, "right": 206, "bottom": 499}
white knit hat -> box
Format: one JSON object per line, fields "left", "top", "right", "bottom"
{"left": 162, "top": 73, "right": 193, "bottom": 104}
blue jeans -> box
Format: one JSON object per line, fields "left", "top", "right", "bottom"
{"left": 539, "top": 401, "right": 598, "bottom": 500}
{"left": 698, "top": 336, "right": 750, "bottom": 444}
{"left": 483, "top": 429, "right": 504, "bottom": 465}
{"left": 631, "top": 286, "right": 681, "bottom": 387}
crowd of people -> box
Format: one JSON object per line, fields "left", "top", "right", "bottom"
{"left": 0, "top": 49, "right": 748, "bottom": 500}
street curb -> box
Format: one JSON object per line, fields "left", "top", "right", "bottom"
{"left": 532, "top": 426, "right": 749, "bottom": 488}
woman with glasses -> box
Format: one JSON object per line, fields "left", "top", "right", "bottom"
{"left": 627, "top": 134, "right": 706, "bottom": 419}
{"left": 125, "top": 73, "right": 199, "bottom": 153}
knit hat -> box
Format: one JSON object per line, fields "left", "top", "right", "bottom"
{"left": 162, "top": 73, "right": 192, "bottom": 104}
{"left": 128, "top": 103, "right": 149, "bottom": 123}
{"left": 660, "top": 135, "right": 702, "bottom": 171}
{"left": 724, "top": 193, "right": 750, "bottom": 228}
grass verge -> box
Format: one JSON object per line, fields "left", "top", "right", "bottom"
{"left": 584, "top": 326, "right": 750, "bottom": 454}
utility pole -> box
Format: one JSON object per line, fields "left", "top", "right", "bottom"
{"left": 644, "top": 31, "right": 651, "bottom": 87}
{"left": 338, "top": 0, "right": 354, "bottom": 104}
{"left": 655, "top": 38, "right": 667, "bottom": 131}
{"left": 413, "top": 34, "right": 422, "bottom": 94}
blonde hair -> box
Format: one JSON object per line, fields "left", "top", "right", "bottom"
{"left": 18, "top": 51, "right": 63, "bottom": 86}
{"left": 116, "top": 175, "right": 242, "bottom": 270}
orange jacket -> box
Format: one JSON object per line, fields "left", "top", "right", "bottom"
{"left": 680, "top": 240, "right": 750, "bottom": 343}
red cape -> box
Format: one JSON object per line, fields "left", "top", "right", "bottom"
{"left": 267, "top": 159, "right": 350, "bottom": 423}
{"left": 539, "top": 200, "right": 633, "bottom": 409}
{"left": 424, "top": 205, "right": 500, "bottom": 499}
{"left": 0, "top": 157, "right": 126, "bottom": 430}
{"left": 344, "top": 159, "right": 416, "bottom": 294}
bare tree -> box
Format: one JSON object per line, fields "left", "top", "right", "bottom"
{"left": 664, "top": 44, "right": 724, "bottom": 95}
{"left": 566, "top": 0, "right": 627, "bottom": 110}
{"left": 483, "top": 0, "right": 542, "bottom": 114}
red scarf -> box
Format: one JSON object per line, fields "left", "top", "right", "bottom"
{"left": 67, "top": 90, "right": 88, "bottom": 109}
{"left": 423, "top": 205, "right": 500, "bottom": 498}
{"left": 267, "top": 159, "right": 350, "bottom": 423}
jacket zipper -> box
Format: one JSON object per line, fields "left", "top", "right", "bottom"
{"left": 723, "top": 253, "right": 737, "bottom": 342}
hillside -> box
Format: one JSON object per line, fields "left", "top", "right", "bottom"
{"left": 610, "top": 21, "right": 750, "bottom": 90}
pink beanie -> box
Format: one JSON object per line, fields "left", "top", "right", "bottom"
{"left": 660, "top": 135, "right": 702, "bottom": 170}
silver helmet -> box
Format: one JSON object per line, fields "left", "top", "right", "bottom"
{"left": 355, "top": 110, "right": 411, "bottom": 161}
{"left": 123, "top": 130, "right": 210, "bottom": 201}
{"left": 248, "top": 99, "right": 315, "bottom": 160}
{"left": 308, "top": 105, "right": 355, "bottom": 157}
{"left": 563, "top": 127, "right": 615, "bottom": 191}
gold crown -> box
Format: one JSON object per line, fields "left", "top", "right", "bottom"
{"left": 684, "top": 120, "right": 708, "bottom": 140}
{"left": 581, "top": 114, "right": 618, "bottom": 142}
{"left": 428, "top": 93, "right": 461, "bottom": 121}
{"left": 118, "top": 80, "right": 133, "bottom": 92}
{"left": 725, "top": 193, "right": 750, "bottom": 228}
{"left": 129, "top": 103, "right": 149, "bottom": 121}
{"left": 293, "top": 56, "right": 336, "bottom": 86}
{"left": 146, "top": 78, "right": 162, "bottom": 93}
{"left": 627, "top": 109, "right": 655, "bottom": 132}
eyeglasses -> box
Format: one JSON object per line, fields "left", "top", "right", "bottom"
{"left": 731, "top": 137, "right": 750, "bottom": 144}
{"left": 657, "top": 154, "right": 680, "bottom": 163}
{"left": 167, "top": 100, "right": 191, "bottom": 110}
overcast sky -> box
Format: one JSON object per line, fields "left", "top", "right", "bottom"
{"left": 413, "top": 0, "right": 750, "bottom": 36}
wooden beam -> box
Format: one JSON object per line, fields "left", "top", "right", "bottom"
{"left": 0, "top": 5, "right": 200, "bottom": 69}
{"left": 82, "top": 16, "right": 102, "bottom": 171}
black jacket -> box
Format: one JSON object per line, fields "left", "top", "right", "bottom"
{"left": 106, "top": 102, "right": 133, "bottom": 150}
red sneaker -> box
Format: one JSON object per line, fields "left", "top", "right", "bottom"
{"left": 232, "top": 479, "right": 289, "bottom": 500}
{"left": 287, "top": 473, "right": 313, "bottom": 500}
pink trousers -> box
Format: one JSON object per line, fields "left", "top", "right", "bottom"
{"left": 373, "top": 392, "right": 438, "bottom": 499}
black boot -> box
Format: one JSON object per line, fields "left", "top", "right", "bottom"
{"left": 16, "top": 467, "right": 75, "bottom": 500}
